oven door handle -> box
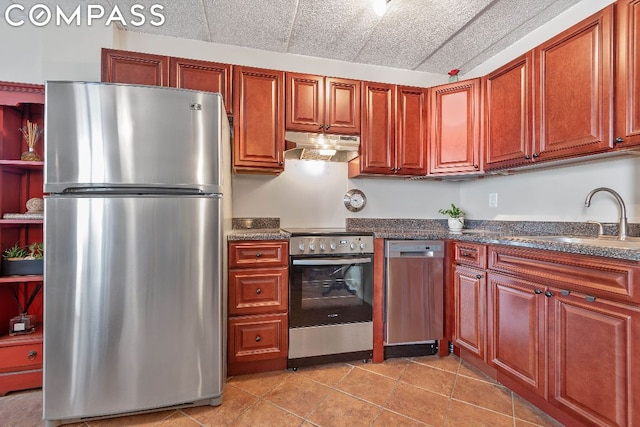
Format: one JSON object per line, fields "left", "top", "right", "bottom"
{"left": 292, "top": 257, "right": 372, "bottom": 266}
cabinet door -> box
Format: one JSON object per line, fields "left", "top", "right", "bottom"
{"left": 359, "top": 82, "right": 395, "bottom": 174}
{"left": 228, "top": 267, "right": 288, "bottom": 316}
{"left": 233, "top": 66, "right": 285, "bottom": 173}
{"left": 169, "top": 57, "right": 232, "bottom": 114}
{"left": 484, "top": 53, "right": 534, "bottom": 170}
{"left": 285, "top": 73, "right": 324, "bottom": 132}
{"left": 101, "top": 48, "right": 168, "bottom": 86}
{"left": 396, "top": 86, "right": 428, "bottom": 176}
{"left": 534, "top": 6, "right": 613, "bottom": 160}
{"left": 548, "top": 291, "right": 640, "bottom": 427}
{"left": 453, "top": 265, "right": 486, "bottom": 360}
{"left": 487, "top": 274, "right": 545, "bottom": 397}
{"left": 615, "top": 0, "right": 640, "bottom": 148}
{"left": 325, "top": 77, "right": 360, "bottom": 134}
{"left": 430, "top": 79, "right": 481, "bottom": 174}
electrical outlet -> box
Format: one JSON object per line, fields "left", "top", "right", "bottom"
{"left": 489, "top": 193, "right": 498, "bottom": 207}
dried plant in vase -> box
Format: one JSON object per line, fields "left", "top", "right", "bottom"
{"left": 19, "top": 120, "right": 43, "bottom": 161}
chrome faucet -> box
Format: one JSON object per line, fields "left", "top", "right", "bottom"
{"left": 584, "top": 187, "right": 628, "bottom": 240}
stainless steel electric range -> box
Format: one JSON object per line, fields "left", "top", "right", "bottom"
{"left": 283, "top": 228, "right": 374, "bottom": 369}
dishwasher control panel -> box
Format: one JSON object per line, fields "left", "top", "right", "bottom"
{"left": 385, "top": 240, "right": 444, "bottom": 258}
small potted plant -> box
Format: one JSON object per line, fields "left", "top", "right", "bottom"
{"left": 1, "top": 242, "right": 44, "bottom": 276}
{"left": 438, "top": 203, "right": 466, "bottom": 232}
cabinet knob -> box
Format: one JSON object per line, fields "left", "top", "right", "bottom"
{"left": 325, "top": 125, "right": 331, "bottom": 130}
{"left": 278, "top": 161, "right": 284, "bottom": 166}
{"left": 544, "top": 290, "right": 553, "bottom": 297}
{"left": 524, "top": 155, "right": 531, "bottom": 160}
{"left": 614, "top": 137, "right": 624, "bottom": 144}
{"left": 255, "top": 335, "right": 261, "bottom": 342}
{"left": 390, "top": 167, "right": 396, "bottom": 171}
{"left": 461, "top": 252, "right": 471, "bottom": 257}
{"left": 256, "top": 288, "right": 262, "bottom": 294}
{"left": 473, "top": 164, "right": 479, "bottom": 169}
{"left": 397, "top": 167, "right": 402, "bottom": 171}
{"left": 534, "top": 289, "right": 543, "bottom": 294}
{"left": 28, "top": 350, "right": 37, "bottom": 360}
{"left": 319, "top": 125, "right": 324, "bottom": 130}
{"left": 255, "top": 252, "right": 262, "bottom": 258}
{"left": 475, "top": 274, "right": 483, "bottom": 279}
{"left": 532, "top": 153, "right": 540, "bottom": 158}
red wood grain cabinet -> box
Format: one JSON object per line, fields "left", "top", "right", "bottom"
{"left": 534, "top": 5, "right": 614, "bottom": 161}
{"left": 286, "top": 73, "right": 360, "bottom": 134}
{"left": 352, "top": 83, "right": 427, "bottom": 177}
{"left": 233, "top": 66, "right": 285, "bottom": 174}
{"left": 452, "top": 265, "right": 486, "bottom": 361}
{"left": 615, "top": 0, "right": 640, "bottom": 148}
{"left": 483, "top": 53, "right": 534, "bottom": 170}
{"left": 429, "top": 79, "right": 482, "bottom": 175}
{"left": 227, "top": 240, "right": 289, "bottom": 376}
{"left": 101, "top": 49, "right": 169, "bottom": 87}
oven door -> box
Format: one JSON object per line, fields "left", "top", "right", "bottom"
{"left": 289, "top": 254, "right": 373, "bottom": 328}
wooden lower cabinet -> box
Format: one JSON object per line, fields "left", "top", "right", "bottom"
{"left": 452, "top": 265, "right": 486, "bottom": 360}
{"left": 0, "top": 332, "right": 43, "bottom": 396}
{"left": 227, "top": 240, "right": 289, "bottom": 376}
{"left": 483, "top": 252, "right": 640, "bottom": 427}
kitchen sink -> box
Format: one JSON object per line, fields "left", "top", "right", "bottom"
{"left": 511, "top": 235, "right": 640, "bottom": 250}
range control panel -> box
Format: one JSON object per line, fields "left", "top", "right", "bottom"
{"left": 289, "top": 235, "right": 374, "bottom": 255}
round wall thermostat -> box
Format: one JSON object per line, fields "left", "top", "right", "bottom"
{"left": 343, "top": 189, "right": 367, "bottom": 212}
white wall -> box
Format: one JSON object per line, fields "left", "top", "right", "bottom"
{"left": 460, "top": 156, "right": 640, "bottom": 223}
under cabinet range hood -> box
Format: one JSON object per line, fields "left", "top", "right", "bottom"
{"left": 284, "top": 131, "right": 360, "bottom": 162}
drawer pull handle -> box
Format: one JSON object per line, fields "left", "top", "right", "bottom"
{"left": 544, "top": 290, "right": 553, "bottom": 298}
{"left": 560, "top": 290, "right": 570, "bottom": 296}
{"left": 534, "top": 289, "right": 543, "bottom": 294}
{"left": 255, "top": 336, "right": 261, "bottom": 342}
{"left": 28, "top": 350, "right": 37, "bottom": 360}
{"left": 585, "top": 295, "right": 596, "bottom": 303}
{"left": 461, "top": 252, "right": 471, "bottom": 257}
{"left": 256, "top": 288, "right": 262, "bottom": 294}
{"left": 256, "top": 252, "right": 262, "bottom": 258}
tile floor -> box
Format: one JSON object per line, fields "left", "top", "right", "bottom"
{"left": 0, "top": 355, "right": 563, "bottom": 427}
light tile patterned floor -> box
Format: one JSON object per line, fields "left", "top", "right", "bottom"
{"left": 0, "top": 355, "right": 563, "bottom": 426}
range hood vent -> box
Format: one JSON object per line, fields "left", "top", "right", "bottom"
{"left": 284, "top": 131, "right": 360, "bottom": 162}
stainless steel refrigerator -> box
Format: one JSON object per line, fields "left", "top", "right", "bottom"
{"left": 42, "top": 81, "right": 230, "bottom": 426}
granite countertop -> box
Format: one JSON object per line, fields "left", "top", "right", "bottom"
{"left": 227, "top": 218, "right": 640, "bottom": 261}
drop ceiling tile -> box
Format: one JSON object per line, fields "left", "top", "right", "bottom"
{"left": 286, "top": 0, "right": 380, "bottom": 62}
{"left": 203, "top": 0, "right": 298, "bottom": 52}
{"left": 456, "top": 0, "right": 583, "bottom": 73}
{"left": 355, "top": 0, "right": 494, "bottom": 70}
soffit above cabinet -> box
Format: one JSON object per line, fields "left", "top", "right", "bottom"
{"left": 74, "top": 0, "right": 583, "bottom": 75}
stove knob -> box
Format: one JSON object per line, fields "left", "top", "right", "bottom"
{"left": 319, "top": 242, "right": 326, "bottom": 251}
{"left": 329, "top": 241, "right": 337, "bottom": 251}
{"left": 298, "top": 242, "right": 305, "bottom": 252}
{"left": 360, "top": 242, "right": 367, "bottom": 250}
{"left": 350, "top": 242, "right": 357, "bottom": 250}
{"left": 309, "top": 242, "right": 316, "bottom": 251}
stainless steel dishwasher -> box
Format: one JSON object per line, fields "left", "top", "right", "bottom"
{"left": 385, "top": 240, "right": 444, "bottom": 357}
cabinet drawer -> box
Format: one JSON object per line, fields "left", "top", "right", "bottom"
{"left": 488, "top": 245, "right": 640, "bottom": 304}
{"left": 0, "top": 342, "right": 43, "bottom": 373}
{"left": 454, "top": 242, "right": 487, "bottom": 269}
{"left": 229, "top": 267, "right": 288, "bottom": 315}
{"left": 229, "top": 241, "right": 288, "bottom": 268}
{"left": 228, "top": 313, "right": 288, "bottom": 363}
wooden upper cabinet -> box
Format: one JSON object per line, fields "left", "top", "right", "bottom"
{"left": 396, "top": 86, "right": 428, "bottom": 175}
{"left": 101, "top": 48, "right": 169, "bottom": 86}
{"left": 534, "top": 6, "right": 614, "bottom": 160}
{"left": 615, "top": 0, "right": 640, "bottom": 148}
{"left": 286, "top": 73, "right": 359, "bottom": 134}
{"left": 233, "top": 66, "right": 285, "bottom": 174}
{"left": 359, "top": 82, "right": 395, "bottom": 174}
{"left": 430, "top": 79, "right": 482, "bottom": 175}
{"left": 484, "top": 53, "right": 534, "bottom": 170}
{"left": 169, "top": 57, "right": 232, "bottom": 114}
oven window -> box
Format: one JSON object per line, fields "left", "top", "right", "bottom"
{"left": 290, "top": 255, "right": 373, "bottom": 328}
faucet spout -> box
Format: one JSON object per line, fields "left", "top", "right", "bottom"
{"left": 584, "top": 187, "right": 628, "bottom": 240}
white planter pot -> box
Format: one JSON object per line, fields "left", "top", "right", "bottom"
{"left": 447, "top": 217, "right": 464, "bottom": 232}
